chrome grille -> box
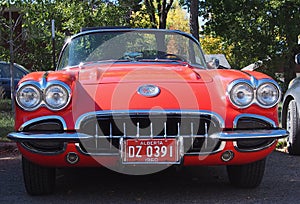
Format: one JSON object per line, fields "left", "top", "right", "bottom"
{"left": 76, "top": 111, "right": 224, "bottom": 154}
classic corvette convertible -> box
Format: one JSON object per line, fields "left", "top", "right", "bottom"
{"left": 8, "top": 28, "right": 288, "bottom": 195}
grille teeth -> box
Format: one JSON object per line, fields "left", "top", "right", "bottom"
{"left": 79, "top": 115, "right": 221, "bottom": 138}
{"left": 77, "top": 113, "right": 223, "bottom": 154}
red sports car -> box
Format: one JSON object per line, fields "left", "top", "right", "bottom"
{"left": 8, "top": 28, "right": 287, "bottom": 195}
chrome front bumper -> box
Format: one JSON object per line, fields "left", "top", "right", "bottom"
{"left": 8, "top": 128, "right": 288, "bottom": 142}
{"left": 8, "top": 110, "right": 288, "bottom": 155}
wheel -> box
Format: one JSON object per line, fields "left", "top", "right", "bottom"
{"left": 286, "top": 100, "right": 300, "bottom": 155}
{"left": 22, "top": 157, "right": 56, "bottom": 195}
{"left": 227, "top": 159, "right": 266, "bottom": 188}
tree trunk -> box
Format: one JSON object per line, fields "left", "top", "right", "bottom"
{"left": 158, "top": 0, "right": 174, "bottom": 29}
{"left": 190, "top": 0, "right": 199, "bottom": 41}
{"left": 9, "top": 8, "right": 15, "bottom": 112}
{"left": 145, "top": 0, "right": 157, "bottom": 28}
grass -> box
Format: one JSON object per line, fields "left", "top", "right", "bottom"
{"left": 0, "top": 99, "right": 14, "bottom": 142}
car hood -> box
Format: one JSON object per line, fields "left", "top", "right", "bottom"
{"left": 75, "top": 63, "right": 213, "bottom": 84}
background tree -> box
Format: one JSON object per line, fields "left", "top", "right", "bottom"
{"left": 179, "top": 0, "right": 199, "bottom": 41}
{"left": 0, "top": 0, "right": 134, "bottom": 71}
{"left": 118, "top": 0, "right": 142, "bottom": 24}
{"left": 144, "top": 0, "right": 175, "bottom": 29}
{"left": 0, "top": 2, "right": 25, "bottom": 106}
{"left": 157, "top": 0, "right": 174, "bottom": 29}
{"left": 130, "top": 4, "right": 157, "bottom": 28}
{"left": 131, "top": 0, "right": 188, "bottom": 30}
{"left": 201, "top": 0, "right": 300, "bottom": 89}
{"left": 189, "top": 0, "right": 199, "bottom": 41}
{"left": 166, "top": 0, "right": 189, "bottom": 32}
{"left": 200, "top": 35, "right": 233, "bottom": 60}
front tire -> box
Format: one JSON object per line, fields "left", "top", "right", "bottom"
{"left": 286, "top": 100, "right": 300, "bottom": 155}
{"left": 22, "top": 157, "right": 56, "bottom": 195}
{"left": 227, "top": 159, "right": 266, "bottom": 188}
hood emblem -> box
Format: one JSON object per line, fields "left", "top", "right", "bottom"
{"left": 137, "top": 85, "right": 160, "bottom": 97}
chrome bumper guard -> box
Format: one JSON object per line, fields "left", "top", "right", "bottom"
{"left": 8, "top": 129, "right": 288, "bottom": 142}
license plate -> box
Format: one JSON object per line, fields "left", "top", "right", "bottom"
{"left": 122, "top": 138, "right": 179, "bottom": 164}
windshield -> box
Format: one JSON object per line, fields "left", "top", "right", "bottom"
{"left": 57, "top": 29, "right": 206, "bottom": 70}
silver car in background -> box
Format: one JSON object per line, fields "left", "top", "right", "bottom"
{"left": 281, "top": 54, "right": 300, "bottom": 155}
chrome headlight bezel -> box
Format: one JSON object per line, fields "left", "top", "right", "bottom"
{"left": 228, "top": 78, "right": 281, "bottom": 109}
{"left": 256, "top": 82, "right": 281, "bottom": 108}
{"left": 16, "top": 83, "right": 42, "bottom": 111}
{"left": 44, "top": 82, "right": 71, "bottom": 111}
{"left": 15, "top": 80, "right": 71, "bottom": 111}
{"left": 228, "top": 81, "right": 254, "bottom": 109}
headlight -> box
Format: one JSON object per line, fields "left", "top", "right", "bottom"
{"left": 229, "top": 82, "right": 254, "bottom": 108}
{"left": 45, "top": 84, "right": 70, "bottom": 110}
{"left": 256, "top": 83, "right": 280, "bottom": 108}
{"left": 16, "top": 81, "right": 71, "bottom": 111}
{"left": 16, "top": 85, "right": 42, "bottom": 111}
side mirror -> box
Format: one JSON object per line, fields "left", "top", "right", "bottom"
{"left": 295, "top": 54, "right": 300, "bottom": 64}
{"left": 207, "top": 58, "right": 220, "bottom": 69}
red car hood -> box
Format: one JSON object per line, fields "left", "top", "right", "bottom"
{"left": 76, "top": 63, "right": 213, "bottom": 84}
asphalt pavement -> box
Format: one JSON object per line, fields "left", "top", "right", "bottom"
{"left": 0, "top": 149, "right": 299, "bottom": 204}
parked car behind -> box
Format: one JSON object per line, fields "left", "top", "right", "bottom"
{"left": 8, "top": 28, "right": 288, "bottom": 195}
{"left": 281, "top": 54, "right": 300, "bottom": 155}
{"left": 0, "top": 61, "right": 30, "bottom": 99}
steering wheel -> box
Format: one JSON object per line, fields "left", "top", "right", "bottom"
{"left": 163, "top": 53, "right": 186, "bottom": 61}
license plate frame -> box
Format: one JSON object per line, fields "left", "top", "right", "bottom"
{"left": 122, "top": 138, "right": 180, "bottom": 164}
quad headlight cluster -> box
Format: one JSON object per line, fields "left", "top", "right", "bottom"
{"left": 228, "top": 79, "right": 281, "bottom": 109}
{"left": 16, "top": 81, "right": 71, "bottom": 111}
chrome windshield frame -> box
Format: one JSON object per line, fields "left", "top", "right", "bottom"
{"left": 56, "top": 28, "right": 207, "bottom": 70}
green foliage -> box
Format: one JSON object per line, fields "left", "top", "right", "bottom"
{"left": 0, "top": 0, "right": 189, "bottom": 71}
{"left": 200, "top": 35, "right": 233, "bottom": 63}
{"left": 0, "top": 0, "right": 134, "bottom": 71}
{"left": 130, "top": 4, "right": 156, "bottom": 28}
{"left": 201, "top": 0, "right": 300, "bottom": 88}
{"left": 0, "top": 47, "right": 9, "bottom": 61}
{"left": 166, "top": 0, "right": 189, "bottom": 32}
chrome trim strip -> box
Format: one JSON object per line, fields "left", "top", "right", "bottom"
{"left": 8, "top": 132, "right": 93, "bottom": 141}
{"left": 8, "top": 129, "right": 288, "bottom": 142}
{"left": 42, "top": 72, "right": 49, "bottom": 87}
{"left": 233, "top": 114, "right": 277, "bottom": 128}
{"left": 232, "top": 140, "right": 277, "bottom": 152}
{"left": 75, "top": 110, "right": 225, "bottom": 129}
{"left": 18, "top": 115, "right": 68, "bottom": 131}
{"left": 218, "top": 129, "right": 288, "bottom": 140}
